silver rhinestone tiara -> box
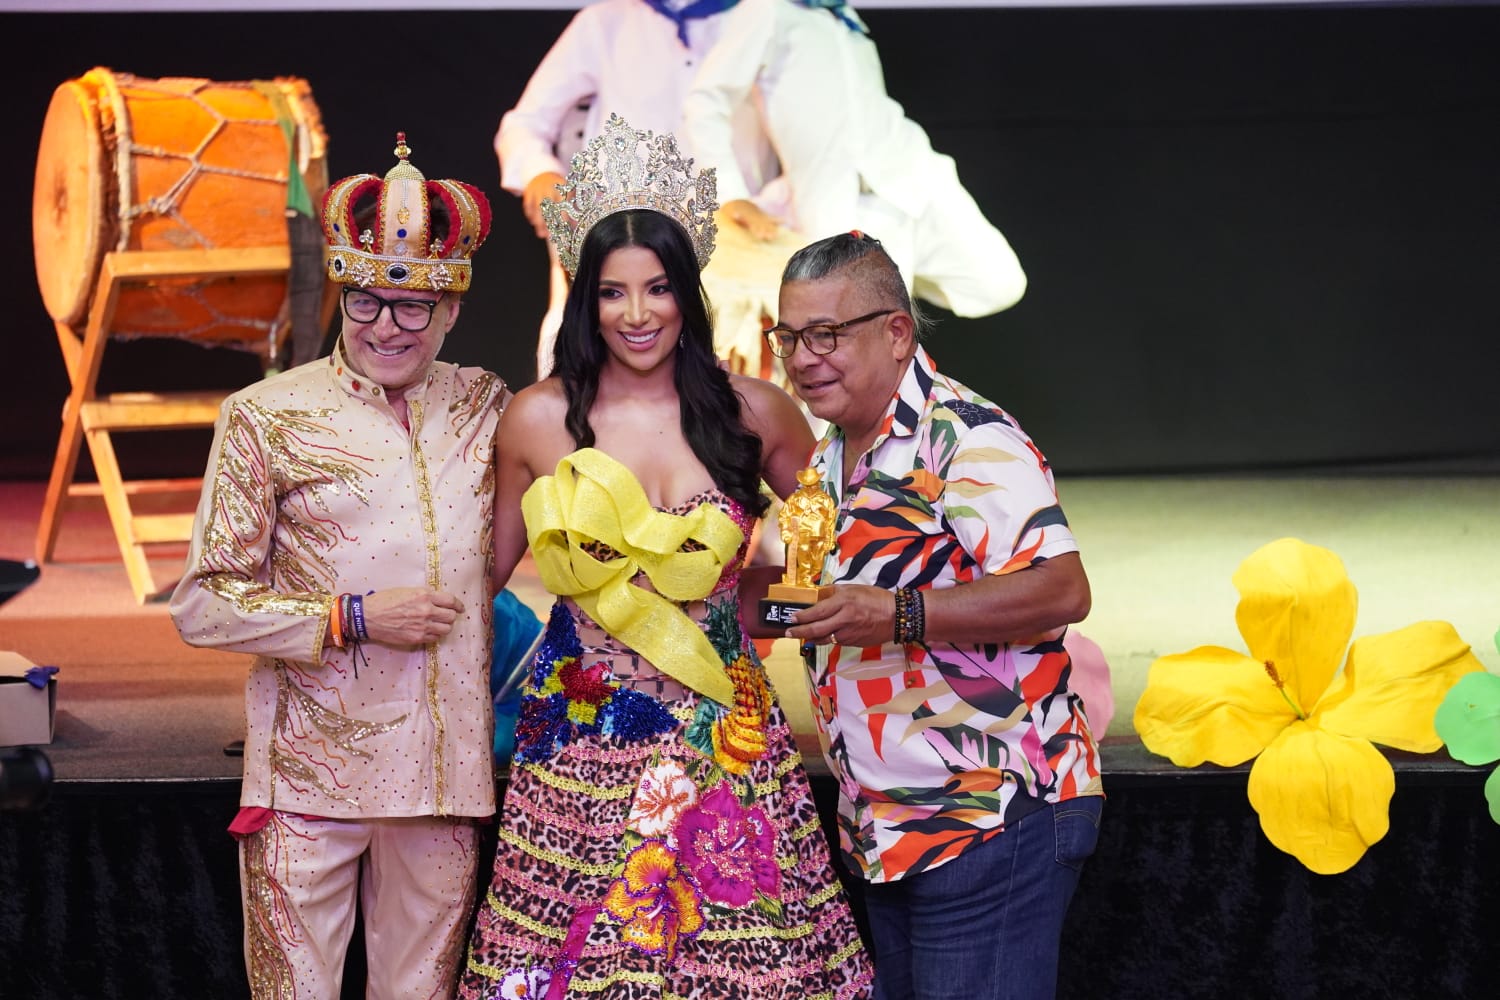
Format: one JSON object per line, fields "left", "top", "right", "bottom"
{"left": 543, "top": 113, "right": 718, "bottom": 277}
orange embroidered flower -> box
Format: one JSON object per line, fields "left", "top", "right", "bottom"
{"left": 711, "top": 655, "right": 770, "bottom": 774}
{"left": 602, "top": 840, "right": 704, "bottom": 959}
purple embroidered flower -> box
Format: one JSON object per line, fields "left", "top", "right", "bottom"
{"left": 676, "top": 782, "right": 780, "bottom": 907}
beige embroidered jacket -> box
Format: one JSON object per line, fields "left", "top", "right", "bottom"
{"left": 170, "top": 346, "right": 508, "bottom": 818}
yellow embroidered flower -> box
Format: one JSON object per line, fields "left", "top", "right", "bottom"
{"left": 602, "top": 840, "right": 704, "bottom": 960}
{"left": 710, "top": 655, "right": 771, "bottom": 775}
{"left": 537, "top": 657, "right": 573, "bottom": 697}
{"left": 1133, "top": 537, "right": 1483, "bottom": 874}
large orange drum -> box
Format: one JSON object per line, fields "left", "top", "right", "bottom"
{"left": 32, "top": 68, "right": 328, "bottom": 358}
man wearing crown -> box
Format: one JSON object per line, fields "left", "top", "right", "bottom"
{"left": 170, "top": 135, "right": 508, "bottom": 999}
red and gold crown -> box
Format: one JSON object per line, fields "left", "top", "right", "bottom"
{"left": 322, "top": 133, "right": 491, "bottom": 292}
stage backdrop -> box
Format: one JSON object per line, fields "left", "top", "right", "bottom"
{"left": 4, "top": 3, "right": 1497, "bottom": 482}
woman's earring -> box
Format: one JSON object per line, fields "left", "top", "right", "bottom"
{"left": 679, "top": 331, "right": 685, "bottom": 348}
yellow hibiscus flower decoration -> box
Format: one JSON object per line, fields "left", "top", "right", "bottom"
{"left": 1133, "top": 537, "right": 1483, "bottom": 874}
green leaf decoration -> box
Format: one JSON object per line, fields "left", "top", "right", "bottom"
{"left": 1434, "top": 671, "right": 1500, "bottom": 767}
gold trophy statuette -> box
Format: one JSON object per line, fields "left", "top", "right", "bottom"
{"left": 759, "top": 468, "right": 836, "bottom": 627}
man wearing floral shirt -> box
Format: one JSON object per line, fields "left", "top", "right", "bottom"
{"left": 773, "top": 231, "right": 1104, "bottom": 1000}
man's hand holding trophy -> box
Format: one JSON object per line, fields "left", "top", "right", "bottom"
{"left": 758, "top": 468, "right": 837, "bottom": 628}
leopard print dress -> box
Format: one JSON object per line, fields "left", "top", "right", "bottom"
{"left": 459, "top": 489, "right": 873, "bottom": 1000}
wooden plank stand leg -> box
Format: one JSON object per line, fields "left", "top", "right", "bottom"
{"left": 35, "top": 248, "right": 290, "bottom": 603}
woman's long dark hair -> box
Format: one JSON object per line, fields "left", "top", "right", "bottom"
{"left": 552, "top": 209, "right": 769, "bottom": 518}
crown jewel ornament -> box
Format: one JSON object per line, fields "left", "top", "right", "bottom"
{"left": 322, "top": 132, "right": 492, "bottom": 292}
{"left": 543, "top": 114, "right": 718, "bottom": 276}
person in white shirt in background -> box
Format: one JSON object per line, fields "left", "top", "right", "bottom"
{"left": 682, "top": 0, "right": 1028, "bottom": 330}
{"left": 495, "top": 0, "right": 782, "bottom": 379}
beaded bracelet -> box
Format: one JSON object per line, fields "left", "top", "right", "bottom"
{"left": 893, "top": 587, "right": 926, "bottom": 644}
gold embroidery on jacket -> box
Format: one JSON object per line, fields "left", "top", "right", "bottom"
{"left": 195, "top": 400, "right": 375, "bottom": 610}
{"left": 408, "top": 398, "right": 451, "bottom": 812}
{"left": 448, "top": 370, "right": 505, "bottom": 435}
{"left": 270, "top": 663, "right": 408, "bottom": 807}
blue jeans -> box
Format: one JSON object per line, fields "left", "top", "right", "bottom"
{"left": 864, "top": 797, "right": 1103, "bottom": 1000}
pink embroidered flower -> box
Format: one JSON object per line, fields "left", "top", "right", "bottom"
{"left": 626, "top": 760, "right": 699, "bottom": 841}
{"left": 602, "top": 840, "right": 703, "bottom": 960}
{"left": 676, "top": 782, "right": 780, "bottom": 907}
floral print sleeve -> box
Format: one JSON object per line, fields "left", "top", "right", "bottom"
{"left": 940, "top": 406, "right": 1078, "bottom": 577}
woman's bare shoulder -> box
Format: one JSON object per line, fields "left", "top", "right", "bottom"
{"left": 500, "top": 378, "right": 574, "bottom": 464}
{"left": 503, "top": 377, "right": 568, "bottom": 421}
{"left": 730, "top": 374, "right": 801, "bottom": 428}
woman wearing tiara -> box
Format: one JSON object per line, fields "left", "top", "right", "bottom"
{"left": 458, "top": 116, "right": 873, "bottom": 999}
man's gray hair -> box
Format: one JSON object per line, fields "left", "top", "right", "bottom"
{"left": 782, "top": 232, "right": 932, "bottom": 339}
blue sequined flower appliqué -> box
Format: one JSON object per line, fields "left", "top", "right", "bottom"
{"left": 513, "top": 603, "right": 677, "bottom": 763}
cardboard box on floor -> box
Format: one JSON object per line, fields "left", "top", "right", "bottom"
{"left": 0, "top": 651, "right": 56, "bottom": 746}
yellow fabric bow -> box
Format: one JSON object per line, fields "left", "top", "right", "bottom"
{"left": 522, "top": 448, "right": 744, "bottom": 706}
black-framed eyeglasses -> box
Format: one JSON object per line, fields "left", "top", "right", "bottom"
{"left": 341, "top": 287, "right": 441, "bottom": 333}
{"left": 765, "top": 309, "right": 894, "bottom": 358}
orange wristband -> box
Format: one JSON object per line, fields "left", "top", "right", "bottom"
{"left": 329, "top": 595, "right": 345, "bottom": 649}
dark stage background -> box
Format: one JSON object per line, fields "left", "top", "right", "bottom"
{"left": 5, "top": 2, "right": 1499, "bottom": 484}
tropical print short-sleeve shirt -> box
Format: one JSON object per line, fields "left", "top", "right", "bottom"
{"left": 805, "top": 347, "right": 1103, "bottom": 884}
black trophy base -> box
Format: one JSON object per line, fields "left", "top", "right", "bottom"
{"left": 758, "top": 597, "right": 813, "bottom": 629}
